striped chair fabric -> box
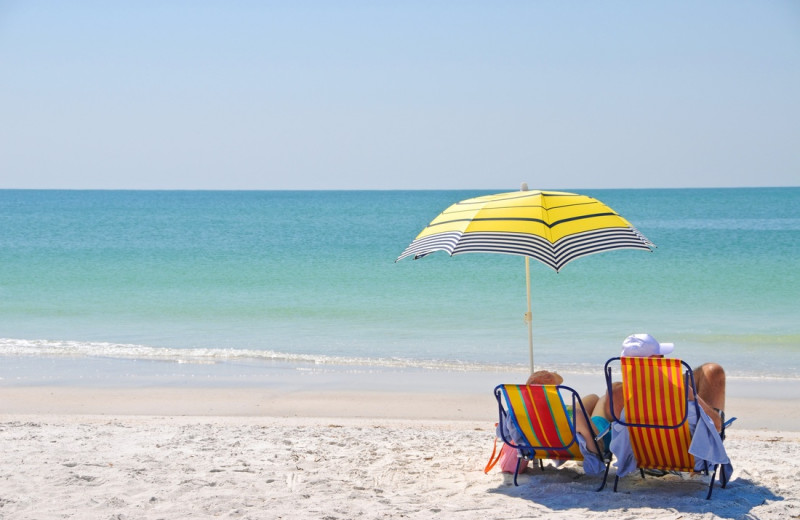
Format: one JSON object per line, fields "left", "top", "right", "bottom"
{"left": 497, "top": 384, "right": 583, "bottom": 461}
{"left": 619, "top": 356, "right": 695, "bottom": 472}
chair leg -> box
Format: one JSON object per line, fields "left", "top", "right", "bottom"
{"left": 595, "top": 461, "right": 611, "bottom": 492}
{"left": 613, "top": 474, "right": 620, "bottom": 492}
{"left": 705, "top": 465, "right": 718, "bottom": 500}
{"left": 513, "top": 458, "right": 521, "bottom": 486}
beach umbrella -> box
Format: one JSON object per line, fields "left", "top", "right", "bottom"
{"left": 396, "top": 185, "right": 655, "bottom": 373}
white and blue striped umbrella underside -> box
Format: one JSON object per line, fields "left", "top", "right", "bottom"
{"left": 396, "top": 227, "right": 654, "bottom": 272}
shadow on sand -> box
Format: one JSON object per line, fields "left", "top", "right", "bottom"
{"left": 488, "top": 465, "right": 782, "bottom": 519}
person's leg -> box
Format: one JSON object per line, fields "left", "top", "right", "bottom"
{"left": 692, "top": 363, "right": 726, "bottom": 431}
{"left": 574, "top": 394, "right": 601, "bottom": 455}
{"left": 581, "top": 394, "right": 600, "bottom": 416}
{"left": 589, "top": 392, "right": 614, "bottom": 454}
{"left": 593, "top": 393, "right": 610, "bottom": 420}
{"left": 604, "top": 382, "right": 624, "bottom": 420}
{"left": 694, "top": 363, "right": 726, "bottom": 411}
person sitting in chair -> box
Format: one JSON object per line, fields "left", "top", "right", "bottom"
{"left": 496, "top": 370, "right": 612, "bottom": 476}
{"left": 608, "top": 333, "right": 732, "bottom": 478}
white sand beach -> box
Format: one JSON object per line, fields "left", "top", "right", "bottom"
{"left": 1, "top": 385, "right": 799, "bottom": 520}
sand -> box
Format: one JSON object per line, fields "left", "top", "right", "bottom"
{"left": 1, "top": 385, "right": 799, "bottom": 519}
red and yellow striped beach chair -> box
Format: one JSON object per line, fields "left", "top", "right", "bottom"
{"left": 493, "top": 383, "right": 610, "bottom": 490}
{"left": 605, "top": 356, "right": 724, "bottom": 499}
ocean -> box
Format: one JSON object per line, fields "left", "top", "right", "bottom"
{"left": 1, "top": 188, "right": 798, "bottom": 388}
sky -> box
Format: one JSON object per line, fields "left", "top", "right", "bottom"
{"left": 1, "top": 1, "right": 798, "bottom": 190}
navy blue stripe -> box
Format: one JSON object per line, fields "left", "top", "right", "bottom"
{"left": 425, "top": 211, "right": 619, "bottom": 231}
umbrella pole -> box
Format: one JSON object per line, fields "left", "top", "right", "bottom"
{"left": 525, "top": 256, "right": 533, "bottom": 374}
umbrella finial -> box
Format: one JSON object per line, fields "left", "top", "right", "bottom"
{"left": 520, "top": 182, "right": 529, "bottom": 192}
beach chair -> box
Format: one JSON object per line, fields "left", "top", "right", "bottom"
{"left": 493, "top": 383, "right": 611, "bottom": 490}
{"left": 604, "top": 356, "right": 730, "bottom": 499}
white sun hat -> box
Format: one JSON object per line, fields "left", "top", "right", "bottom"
{"left": 621, "top": 333, "right": 675, "bottom": 357}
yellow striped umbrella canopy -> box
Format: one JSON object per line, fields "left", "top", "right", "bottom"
{"left": 397, "top": 188, "right": 655, "bottom": 371}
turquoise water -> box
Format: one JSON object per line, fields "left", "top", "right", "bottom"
{"left": 1, "top": 188, "right": 798, "bottom": 385}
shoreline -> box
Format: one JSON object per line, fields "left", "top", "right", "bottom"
{"left": 3, "top": 364, "right": 800, "bottom": 431}
{"left": 2, "top": 381, "right": 798, "bottom": 432}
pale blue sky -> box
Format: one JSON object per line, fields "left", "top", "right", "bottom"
{"left": 1, "top": 1, "right": 798, "bottom": 190}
